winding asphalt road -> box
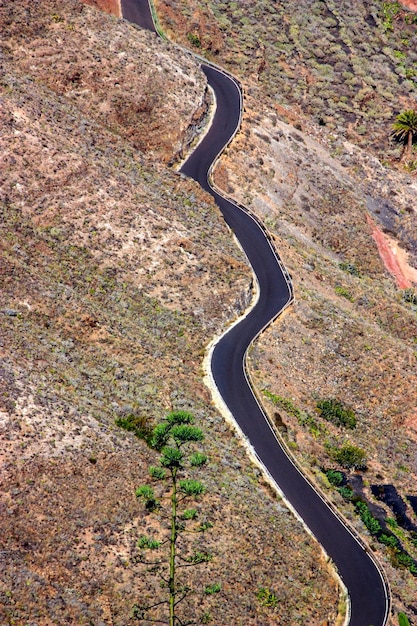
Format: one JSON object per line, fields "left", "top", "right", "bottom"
{"left": 121, "top": 2, "right": 390, "bottom": 624}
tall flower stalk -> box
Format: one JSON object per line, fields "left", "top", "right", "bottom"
{"left": 133, "top": 411, "right": 215, "bottom": 625}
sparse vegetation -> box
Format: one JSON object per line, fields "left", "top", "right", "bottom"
{"left": 382, "top": 1, "right": 402, "bottom": 32}
{"left": 3, "top": 0, "right": 417, "bottom": 621}
{"left": 2, "top": 3, "right": 342, "bottom": 623}
{"left": 157, "top": 0, "right": 417, "bottom": 156}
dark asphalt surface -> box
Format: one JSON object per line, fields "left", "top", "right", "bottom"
{"left": 121, "top": 0, "right": 156, "bottom": 31}
{"left": 121, "top": 2, "right": 389, "bottom": 624}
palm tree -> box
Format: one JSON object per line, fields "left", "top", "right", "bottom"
{"left": 391, "top": 109, "right": 417, "bottom": 161}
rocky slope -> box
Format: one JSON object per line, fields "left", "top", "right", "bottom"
{"left": 153, "top": 0, "right": 417, "bottom": 622}
{"left": 156, "top": 0, "right": 417, "bottom": 159}
{"left": 0, "top": 1, "right": 342, "bottom": 624}
{"left": 2, "top": 0, "right": 417, "bottom": 622}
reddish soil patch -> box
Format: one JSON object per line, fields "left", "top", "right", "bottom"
{"left": 81, "top": 0, "right": 120, "bottom": 16}
{"left": 366, "top": 215, "right": 416, "bottom": 289}
{"left": 400, "top": 0, "right": 417, "bottom": 10}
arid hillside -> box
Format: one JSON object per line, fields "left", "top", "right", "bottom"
{"left": 153, "top": 0, "right": 417, "bottom": 622}
{"left": 156, "top": 0, "right": 417, "bottom": 159}
{"left": 0, "top": 1, "right": 344, "bottom": 625}
{"left": 2, "top": 0, "right": 417, "bottom": 623}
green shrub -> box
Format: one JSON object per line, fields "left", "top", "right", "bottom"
{"left": 182, "top": 508, "right": 198, "bottom": 520}
{"left": 332, "top": 443, "right": 366, "bottom": 469}
{"left": 204, "top": 583, "right": 221, "bottom": 595}
{"left": 263, "top": 390, "right": 322, "bottom": 437}
{"left": 387, "top": 517, "right": 399, "bottom": 529}
{"left": 398, "top": 613, "right": 411, "bottom": 626}
{"left": 335, "top": 286, "right": 354, "bottom": 302}
{"left": 115, "top": 413, "right": 153, "bottom": 443}
{"left": 378, "top": 533, "right": 399, "bottom": 548}
{"left": 317, "top": 398, "right": 357, "bottom": 429}
{"left": 338, "top": 486, "right": 354, "bottom": 500}
{"left": 325, "top": 469, "right": 344, "bottom": 486}
{"left": 404, "top": 159, "right": 417, "bottom": 172}
{"left": 339, "top": 262, "right": 360, "bottom": 277}
{"left": 187, "top": 32, "right": 201, "bottom": 47}
{"left": 390, "top": 546, "right": 417, "bottom": 575}
{"left": 394, "top": 550, "right": 415, "bottom": 569}
{"left": 263, "top": 390, "right": 301, "bottom": 418}
{"left": 355, "top": 501, "right": 382, "bottom": 535}
{"left": 257, "top": 587, "right": 279, "bottom": 608}
{"left": 137, "top": 535, "right": 161, "bottom": 550}
{"left": 402, "top": 288, "right": 417, "bottom": 305}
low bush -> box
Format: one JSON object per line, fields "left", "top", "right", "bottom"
{"left": 402, "top": 288, "right": 417, "bottom": 305}
{"left": 204, "top": 583, "right": 221, "bottom": 595}
{"left": 257, "top": 587, "right": 279, "bottom": 608}
{"left": 325, "top": 469, "right": 344, "bottom": 487}
{"left": 115, "top": 413, "right": 153, "bottom": 444}
{"left": 263, "top": 390, "right": 301, "bottom": 418}
{"left": 379, "top": 533, "right": 399, "bottom": 548}
{"left": 335, "top": 286, "right": 354, "bottom": 302}
{"left": 339, "top": 262, "right": 360, "bottom": 277}
{"left": 317, "top": 398, "right": 357, "bottom": 429}
{"left": 338, "top": 485, "right": 354, "bottom": 500}
{"left": 264, "top": 390, "right": 322, "bottom": 437}
{"left": 355, "top": 501, "right": 382, "bottom": 536}
{"left": 398, "top": 612, "right": 411, "bottom": 626}
{"left": 187, "top": 32, "right": 201, "bottom": 47}
{"left": 331, "top": 443, "right": 366, "bottom": 470}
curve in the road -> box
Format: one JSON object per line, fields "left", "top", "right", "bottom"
{"left": 120, "top": 2, "right": 390, "bottom": 625}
